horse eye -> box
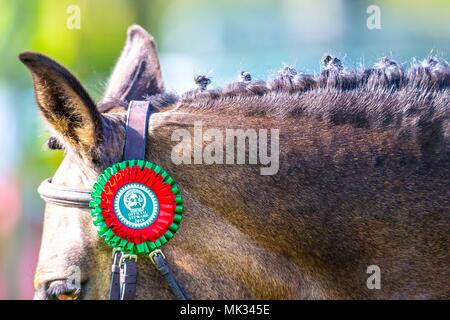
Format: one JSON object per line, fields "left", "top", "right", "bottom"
{"left": 47, "top": 136, "right": 62, "bottom": 150}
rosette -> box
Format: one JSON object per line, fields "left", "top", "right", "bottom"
{"left": 89, "top": 160, "right": 183, "bottom": 255}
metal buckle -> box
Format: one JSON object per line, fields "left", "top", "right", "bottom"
{"left": 149, "top": 249, "right": 165, "bottom": 266}
{"left": 119, "top": 253, "right": 138, "bottom": 267}
{"left": 112, "top": 247, "right": 121, "bottom": 258}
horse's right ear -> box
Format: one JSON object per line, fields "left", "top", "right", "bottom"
{"left": 103, "top": 25, "right": 164, "bottom": 103}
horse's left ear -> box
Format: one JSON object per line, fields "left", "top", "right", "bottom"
{"left": 19, "top": 52, "right": 103, "bottom": 156}
{"left": 103, "top": 24, "right": 164, "bottom": 103}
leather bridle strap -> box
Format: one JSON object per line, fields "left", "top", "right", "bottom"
{"left": 109, "top": 250, "right": 122, "bottom": 300}
{"left": 123, "top": 100, "right": 154, "bottom": 160}
{"left": 120, "top": 256, "right": 138, "bottom": 300}
{"left": 37, "top": 178, "right": 91, "bottom": 208}
{"left": 153, "top": 252, "right": 188, "bottom": 300}
{"left": 109, "top": 100, "right": 153, "bottom": 300}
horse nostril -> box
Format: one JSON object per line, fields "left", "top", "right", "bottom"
{"left": 46, "top": 280, "right": 81, "bottom": 300}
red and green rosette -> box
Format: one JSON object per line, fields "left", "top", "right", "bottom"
{"left": 89, "top": 160, "right": 183, "bottom": 255}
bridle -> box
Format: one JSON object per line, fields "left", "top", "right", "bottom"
{"left": 37, "top": 100, "right": 188, "bottom": 300}
{"left": 38, "top": 178, "right": 92, "bottom": 208}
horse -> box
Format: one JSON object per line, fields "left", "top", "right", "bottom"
{"left": 20, "top": 25, "right": 449, "bottom": 299}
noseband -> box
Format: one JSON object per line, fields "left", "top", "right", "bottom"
{"left": 37, "top": 100, "right": 188, "bottom": 300}
{"left": 38, "top": 178, "right": 92, "bottom": 208}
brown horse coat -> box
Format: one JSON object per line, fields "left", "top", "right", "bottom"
{"left": 20, "top": 25, "right": 449, "bottom": 299}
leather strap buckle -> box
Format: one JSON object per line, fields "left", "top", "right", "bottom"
{"left": 149, "top": 249, "right": 165, "bottom": 266}
{"left": 119, "top": 254, "right": 138, "bottom": 267}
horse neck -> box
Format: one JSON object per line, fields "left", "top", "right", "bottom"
{"left": 144, "top": 107, "right": 450, "bottom": 298}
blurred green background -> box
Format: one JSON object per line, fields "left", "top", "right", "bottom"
{"left": 0, "top": 0, "right": 449, "bottom": 299}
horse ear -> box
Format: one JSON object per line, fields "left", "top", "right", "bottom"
{"left": 103, "top": 25, "right": 164, "bottom": 103}
{"left": 19, "top": 52, "right": 103, "bottom": 156}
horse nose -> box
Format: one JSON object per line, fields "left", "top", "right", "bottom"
{"left": 34, "top": 265, "right": 83, "bottom": 300}
{"left": 34, "top": 278, "right": 82, "bottom": 300}
{"left": 33, "top": 282, "right": 48, "bottom": 300}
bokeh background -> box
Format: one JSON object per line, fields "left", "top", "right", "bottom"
{"left": 0, "top": 0, "right": 449, "bottom": 299}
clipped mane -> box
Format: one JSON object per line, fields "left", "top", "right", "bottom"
{"left": 180, "top": 56, "right": 450, "bottom": 101}
{"left": 100, "top": 55, "right": 450, "bottom": 158}
{"left": 177, "top": 56, "right": 448, "bottom": 110}
{"left": 174, "top": 56, "right": 449, "bottom": 136}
